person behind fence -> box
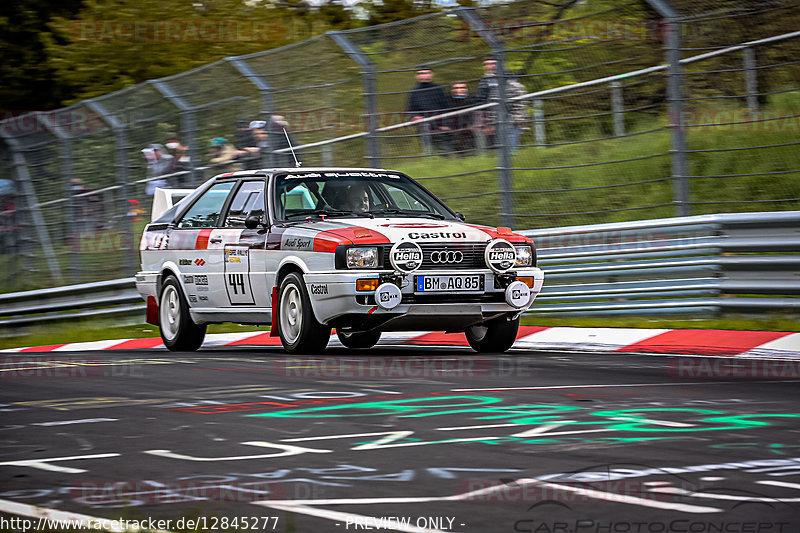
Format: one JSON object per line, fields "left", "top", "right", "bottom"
{"left": 234, "top": 118, "right": 257, "bottom": 168}
{"left": 447, "top": 81, "right": 477, "bottom": 154}
{"left": 405, "top": 67, "right": 451, "bottom": 155}
{"left": 207, "top": 137, "right": 239, "bottom": 171}
{"left": 505, "top": 71, "right": 529, "bottom": 154}
{"left": 474, "top": 58, "right": 499, "bottom": 148}
{"left": 165, "top": 134, "right": 190, "bottom": 186}
{"left": 267, "top": 115, "right": 301, "bottom": 168}
{"left": 143, "top": 143, "right": 174, "bottom": 195}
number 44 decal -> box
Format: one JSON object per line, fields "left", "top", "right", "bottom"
{"left": 228, "top": 273, "right": 247, "bottom": 295}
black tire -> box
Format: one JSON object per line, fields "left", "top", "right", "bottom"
{"left": 465, "top": 315, "right": 519, "bottom": 353}
{"left": 278, "top": 272, "right": 331, "bottom": 354}
{"left": 159, "top": 274, "right": 206, "bottom": 351}
{"left": 337, "top": 330, "right": 381, "bottom": 349}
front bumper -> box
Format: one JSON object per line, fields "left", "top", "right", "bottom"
{"left": 304, "top": 267, "right": 544, "bottom": 327}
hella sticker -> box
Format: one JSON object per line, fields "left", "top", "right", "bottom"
{"left": 389, "top": 241, "right": 423, "bottom": 274}
{"left": 485, "top": 239, "right": 516, "bottom": 273}
{"left": 375, "top": 283, "right": 402, "bottom": 310}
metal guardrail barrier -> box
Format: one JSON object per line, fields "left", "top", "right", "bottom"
{"left": 1, "top": 211, "right": 798, "bottom": 328}
{"left": 521, "top": 211, "right": 800, "bottom": 316}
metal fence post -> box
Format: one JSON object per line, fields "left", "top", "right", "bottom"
{"left": 647, "top": 0, "right": 689, "bottom": 217}
{"left": 328, "top": 31, "right": 380, "bottom": 168}
{"left": 86, "top": 100, "right": 137, "bottom": 275}
{"left": 533, "top": 99, "right": 546, "bottom": 148}
{"left": 611, "top": 81, "right": 625, "bottom": 137}
{"left": 0, "top": 132, "right": 63, "bottom": 286}
{"left": 227, "top": 57, "right": 275, "bottom": 168}
{"left": 458, "top": 7, "right": 513, "bottom": 228}
{"left": 36, "top": 113, "right": 81, "bottom": 283}
{"left": 743, "top": 46, "right": 759, "bottom": 113}
{"left": 152, "top": 80, "right": 198, "bottom": 186}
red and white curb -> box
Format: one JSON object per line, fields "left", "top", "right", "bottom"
{"left": 2, "top": 327, "right": 799, "bottom": 358}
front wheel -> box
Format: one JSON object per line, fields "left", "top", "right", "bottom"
{"left": 337, "top": 330, "right": 381, "bottom": 349}
{"left": 159, "top": 275, "right": 206, "bottom": 351}
{"left": 278, "top": 272, "right": 331, "bottom": 354}
{"left": 465, "top": 315, "right": 519, "bottom": 353}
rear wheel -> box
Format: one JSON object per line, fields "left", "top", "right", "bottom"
{"left": 159, "top": 275, "right": 206, "bottom": 351}
{"left": 278, "top": 272, "right": 331, "bottom": 354}
{"left": 337, "top": 330, "right": 381, "bottom": 349}
{"left": 465, "top": 315, "right": 519, "bottom": 353}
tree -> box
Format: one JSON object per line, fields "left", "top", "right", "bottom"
{"left": 0, "top": 0, "right": 85, "bottom": 111}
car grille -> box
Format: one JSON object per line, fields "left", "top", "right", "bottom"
{"left": 383, "top": 243, "right": 486, "bottom": 270}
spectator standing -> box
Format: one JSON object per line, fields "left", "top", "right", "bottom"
{"left": 207, "top": 137, "right": 240, "bottom": 171}
{"left": 165, "top": 134, "right": 190, "bottom": 186}
{"left": 505, "top": 73, "right": 529, "bottom": 154}
{"left": 240, "top": 120, "right": 266, "bottom": 170}
{"left": 144, "top": 143, "right": 174, "bottom": 196}
{"left": 234, "top": 118, "right": 258, "bottom": 169}
{"left": 405, "top": 68, "right": 451, "bottom": 155}
{"left": 447, "top": 81, "right": 476, "bottom": 154}
{"left": 474, "top": 58, "right": 499, "bottom": 149}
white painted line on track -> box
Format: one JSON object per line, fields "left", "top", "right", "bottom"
{"left": 0, "top": 498, "right": 174, "bottom": 533}
{"left": 30, "top": 418, "right": 118, "bottom": 426}
{"left": 255, "top": 476, "right": 722, "bottom": 514}
{"left": 259, "top": 502, "right": 456, "bottom": 533}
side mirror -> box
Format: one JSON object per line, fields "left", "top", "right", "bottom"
{"left": 455, "top": 212, "right": 466, "bottom": 222}
{"left": 245, "top": 215, "right": 261, "bottom": 229}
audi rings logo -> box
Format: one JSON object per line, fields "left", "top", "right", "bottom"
{"left": 430, "top": 250, "right": 464, "bottom": 264}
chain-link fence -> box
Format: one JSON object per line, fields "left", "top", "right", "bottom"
{"left": 0, "top": 0, "right": 798, "bottom": 292}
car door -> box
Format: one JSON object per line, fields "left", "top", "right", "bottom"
{"left": 215, "top": 179, "right": 269, "bottom": 308}
{"left": 170, "top": 180, "right": 236, "bottom": 308}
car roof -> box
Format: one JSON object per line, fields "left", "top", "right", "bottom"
{"left": 212, "top": 167, "right": 399, "bottom": 179}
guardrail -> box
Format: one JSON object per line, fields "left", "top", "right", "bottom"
{"left": 521, "top": 211, "right": 800, "bottom": 316}
{"left": 1, "top": 211, "right": 798, "bottom": 328}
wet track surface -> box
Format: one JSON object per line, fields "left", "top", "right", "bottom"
{"left": 2, "top": 345, "right": 800, "bottom": 532}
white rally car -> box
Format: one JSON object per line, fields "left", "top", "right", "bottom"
{"left": 136, "top": 168, "right": 544, "bottom": 353}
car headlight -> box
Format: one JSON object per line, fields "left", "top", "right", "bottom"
{"left": 515, "top": 245, "right": 533, "bottom": 267}
{"left": 346, "top": 247, "right": 379, "bottom": 268}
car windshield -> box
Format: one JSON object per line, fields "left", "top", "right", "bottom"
{"left": 273, "top": 171, "right": 455, "bottom": 221}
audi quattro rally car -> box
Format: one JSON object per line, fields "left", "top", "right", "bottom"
{"left": 136, "top": 168, "right": 544, "bottom": 354}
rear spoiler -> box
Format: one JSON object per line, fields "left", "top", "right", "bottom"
{"left": 151, "top": 188, "right": 194, "bottom": 221}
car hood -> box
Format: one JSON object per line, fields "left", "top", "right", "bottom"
{"left": 284, "top": 217, "right": 527, "bottom": 244}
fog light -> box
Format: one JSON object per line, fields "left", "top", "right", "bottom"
{"left": 356, "top": 278, "right": 380, "bottom": 292}
{"left": 516, "top": 276, "right": 534, "bottom": 288}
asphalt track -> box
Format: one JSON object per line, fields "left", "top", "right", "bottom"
{"left": 2, "top": 344, "right": 800, "bottom": 533}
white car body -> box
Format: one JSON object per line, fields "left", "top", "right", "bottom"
{"left": 136, "top": 168, "right": 544, "bottom": 353}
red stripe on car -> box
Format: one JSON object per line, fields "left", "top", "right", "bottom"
{"left": 467, "top": 224, "right": 531, "bottom": 244}
{"left": 195, "top": 228, "right": 213, "bottom": 249}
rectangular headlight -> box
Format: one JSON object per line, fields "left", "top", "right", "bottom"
{"left": 515, "top": 245, "right": 533, "bottom": 267}
{"left": 346, "top": 247, "right": 378, "bottom": 268}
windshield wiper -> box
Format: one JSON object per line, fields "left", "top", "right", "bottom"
{"left": 284, "top": 209, "right": 374, "bottom": 220}
{"left": 372, "top": 208, "right": 446, "bottom": 220}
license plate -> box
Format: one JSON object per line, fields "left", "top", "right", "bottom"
{"left": 415, "top": 274, "right": 484, "bottom": 293}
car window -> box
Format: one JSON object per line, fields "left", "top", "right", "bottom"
{"left": 224, "top": 181, "right": 265, "bottom": 227}
{"left": 176, "top": 182, "right": 235, "bottom": 228}
{"left": 385, "top": 185, "right": 426, "bottom": 211}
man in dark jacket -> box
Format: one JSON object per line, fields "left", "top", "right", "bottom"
{"left": 405, "top": 68, "right": 451, "bottom": 155}
{"left": 447, "top": 81, "right": 476, "bottom": 154}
